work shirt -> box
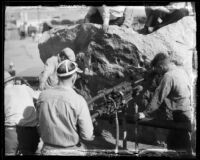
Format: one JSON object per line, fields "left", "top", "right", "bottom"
{"left": 4, "top": 84, "right": 40, "bottom": 127}
{"left": 37, "top": 86, "right": 94, "bottom": 148}
{"left": 86, "top": 6, "right": 125, "bottom": 26}
{"left": 39, "top": 56, "right": 59, "bottom": 89}
{"left": 143, "top": 66, "right": 192, "bottom": 117}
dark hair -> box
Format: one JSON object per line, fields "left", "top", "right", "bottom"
{"left": 151, "top": 53, "right": 170, "bottom": 67}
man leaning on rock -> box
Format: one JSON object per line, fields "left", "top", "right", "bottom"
{"left": 84, "top": 6, "right": 136, "bottom": 32}
{"left": 39, "top": 47, "right": 76, "bottom": 90}
{"left": 136, "top": 53, "right": 193, "bottom": 155}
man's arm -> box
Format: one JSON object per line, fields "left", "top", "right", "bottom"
{"left": 98, "top": 6, "right": 110, "bottom": 32}
{"left": 122, "top": 7, "right": 134, "bottom": 28}
{"left": 77, "top": 97, "right": 94, "bottom": 141}
{"left": 39, "top": 57, "right": 56, "bottom": 90}
{"left": 142, "top": 74, "right": 173, "bottom": 117}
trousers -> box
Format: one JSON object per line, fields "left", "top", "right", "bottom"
{"left": 41, "top": 143, "right": 87, "bottom": 156}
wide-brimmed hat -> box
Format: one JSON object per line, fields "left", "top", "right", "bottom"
{"left": 4, "top": 71, "right": 15, "bottom": 83}
{"left": 57, "top": 59, "right": 83, "bottom": 77}
{"left": 59, "top": 47, "right": 76, "bottom": 62}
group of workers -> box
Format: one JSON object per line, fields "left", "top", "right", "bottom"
{"left": 84, "top": 2, "right": 194, "bottom": 34}
{"left": 5, "top": 3, "right": 195, "bottom": 156}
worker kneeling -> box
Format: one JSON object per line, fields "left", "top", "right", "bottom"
{"left": 37, "top": 59, "right": 94, "bottom": 156}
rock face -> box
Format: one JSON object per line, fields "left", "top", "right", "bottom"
{"left": 38, "top": 16, "right": 196, "bottom": 147}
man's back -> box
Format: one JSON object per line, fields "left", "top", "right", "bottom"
{"left": 5, "top": 84, "right": 37, "bottom": 127}
{"left": 164, "top": 66, "right": 191, "bottom": 111}
{"left": 37, "top": 86, "right": 93, "bottom": 148}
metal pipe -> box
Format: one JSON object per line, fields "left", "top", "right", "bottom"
{"left": 126, "top": 114, "right": 192, "bottom": 131}
{"left": 134, "top": 104, "right": 139, "bottom": 153}
{"left": 115, "top": 111, "right": 119, "bottom": 154}
{"left": 122, "top": 104, "right": 127, "bottom": 149}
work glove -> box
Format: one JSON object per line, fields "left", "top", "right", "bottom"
{"left": 134, "top": 112, "right": 146, "bottom": 121}
{"left": 39, "top": 82, "right": 45, "bottom": 90}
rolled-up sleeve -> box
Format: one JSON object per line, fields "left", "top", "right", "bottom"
{"left": 98, "top": 6, "right": 110, "bottom": 26}
{"left": 77, "top": 97, "right": 94, "bottom": 141}
{"left": 143, "top": 74, "right": 173, "bottom": 116}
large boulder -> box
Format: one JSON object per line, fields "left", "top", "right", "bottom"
{"left": 38, "top": 16, "right": 196, "bottom": 146}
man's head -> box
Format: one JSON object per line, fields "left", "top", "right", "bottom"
{"left": 9, "top": 62, "right": 14, "bottom": 69}
{"left": 4, "top": 71, "right": 15, "bottom": 86}
{"left": 58, "top": 47, "right": 76, "bottom": 63}
{"left": 57, "top": 59, "right": 83, "bottom": 86}
{"left": 151, "top": 53, "right": 171, "bottom": 74}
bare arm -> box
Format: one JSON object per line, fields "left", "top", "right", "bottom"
{"left": 98, "top": 6, "right": 110, "bottom": 26}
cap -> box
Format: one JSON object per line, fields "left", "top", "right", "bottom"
{"left": 59, "top": 47, "right": 76, "bottom": 62}
{"left": 4, "top": 71, "right": 15, "bottom": 83}
{"left": 9, "top": 62, "right": 14, "bottom": 66}
{"left": 57, "top": 59, "right": 83, "bottom": 77}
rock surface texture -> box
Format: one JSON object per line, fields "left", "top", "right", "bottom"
{"left": 38, "top": 16, "right": 196, "bottom": 148}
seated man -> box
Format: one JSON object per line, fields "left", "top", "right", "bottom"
{"left": 141, "top": 2, "right": 190, "bottom": 34}
{"left": 84, "top": 6, "right": 136, "bottom": 32}
{"left": 39, "top": 47, "right": 76, "bottom": 90}
{"left": 4, "top": 71, "right": 40, "bottom": 155}
{"left": 137, "top": 53, "right": 193, "bottom": 155}
{"left": 37, "top": 59, "right": 94, "bottom": 155}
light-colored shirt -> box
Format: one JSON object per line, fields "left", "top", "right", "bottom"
{"left": 4, "top": 84, "right": 39, "bottom": 126}
{"left": 37, "top": 86, "right": 94, "bottom": 148}
{"left": 143, "top": 66, "right": 192, "bottom": 117}
{"left": 39, "top": 56, "right": 59, "bottom": 89}
{"left": 86, "top": 6, "right": 125, "bottom": 25}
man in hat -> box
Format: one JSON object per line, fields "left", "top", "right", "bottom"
{"left": 39, "top": 47, "right": 76, "bottom": 90}
{"left": 37, "top": 59, "right": 94, "bottom": 155}
{"left": 136, "top": 53, "right": 193, "bottom": 155}
{"left": 4, "top": 71, "right": 40, "bottom": 155}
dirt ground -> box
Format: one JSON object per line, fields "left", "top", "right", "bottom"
{"left": 4, "top": 37, "right": 44, "bottom": 76}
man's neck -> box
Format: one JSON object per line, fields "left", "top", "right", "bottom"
{"left": 58, "top": 81, "right": 73, "bottom": 90}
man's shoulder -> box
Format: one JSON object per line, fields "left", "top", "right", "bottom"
{"left": 46, "top": 56, "right": 58, "bottom": 65}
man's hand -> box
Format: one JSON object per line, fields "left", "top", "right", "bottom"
{"left": 138, "top": 112, "right": 145, "bottom": 119}
{"left": 102, "top": 24, "right": 109, "bottom": 33}
{"left": 134, "top": 112, "right": 145, "bottom": 121}
{"left": 84, "top": 17, "right": 90, "bottom": 23}
{"left": 39, "top": 82, "right": 45, "bottom": 91}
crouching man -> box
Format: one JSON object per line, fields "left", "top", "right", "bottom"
{"left": 137, "top": 53, "right": 193, "bottom": 155}
{"left": 37, "top": 59, "right": 94, "bottom": 156}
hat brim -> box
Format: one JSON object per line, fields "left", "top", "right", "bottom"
{"left": 76, "top": 67, "right": 83, "bottom": 73}
{"left": 57, "top": 67, "right": 83, "bottom": 77}
{"left": 4, "top": 76, "right": 15, "bottom": 83}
